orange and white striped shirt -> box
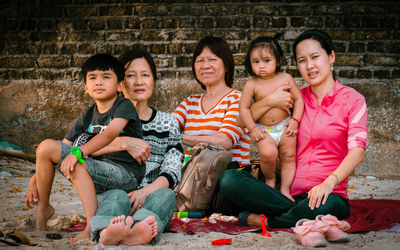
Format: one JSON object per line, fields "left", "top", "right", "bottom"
{"left": 173, "top": 89, "right": 250, "bottom": 166}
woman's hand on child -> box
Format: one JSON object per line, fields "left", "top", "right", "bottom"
{"left": 250, "top": 126, "right": 266, "bottom": 142}
{"left": 60, "top": 153, "right": 78, "bottom": 179}
{"left": 25, "top": 176, "right": 38, "bottom": 209}
{"left": 269, "top": 85, "right": 293, "bottom": 115}
{"left": 120, "top": 137, "right": 151, "bottom": 165}
{"left": 285, "top": 119, "right": 299, "bottom": 136}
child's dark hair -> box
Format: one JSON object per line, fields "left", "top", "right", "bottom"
{"left": 292, "top": 29, "right": 335, "bottom": 60}
{"left": 81, "top": 54, "right": 125, "bottom": 83}
{"left": 119, "top": 49, "right": 157, "bottom": 84}
{"left": 245, "top": 36, "right": 284, "bottom": 76}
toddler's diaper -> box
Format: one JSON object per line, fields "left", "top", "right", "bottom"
{"left": 256, "top": 117, "right": 291, "bottom": 146}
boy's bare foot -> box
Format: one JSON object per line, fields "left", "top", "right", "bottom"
{"left": 99, "top": 215, "right": 133, "bottom": 246}
{"left": 70, "top": 225, "right": 91, "bottom": 245}
{"left": 247, "top": 213, "right": 263, "bottom": 227}
{"left": 35, "top": 205, "right": 54, "bottom": 230}
{"left": 281, "top": 189, "right": 295, "bottom": 202}
{"left": 119, "top": 215, "right": 158, "bottom": 246}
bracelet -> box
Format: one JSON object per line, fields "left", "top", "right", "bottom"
{"left": 291, "top": 117, "right": 300, "bottom": 124}
{"left": 329, "top": 173, "right": 339, "bottom": 186}
{"left": 71, "top": 146, "right": 85, "bottom": 163}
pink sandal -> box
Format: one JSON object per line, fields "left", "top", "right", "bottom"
{"left": 315, "top": 214, "right": 351, "bottom": 242}
{"left": 292, "top": 219, "right": 330, "bottom": 247}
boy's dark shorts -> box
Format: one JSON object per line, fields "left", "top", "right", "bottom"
{"left": 56, "top": 142, "right": 139, "bottom": 194}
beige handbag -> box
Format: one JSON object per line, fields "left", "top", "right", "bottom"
{"left": 175, "top": 143, "right": 232, "bottom": 212}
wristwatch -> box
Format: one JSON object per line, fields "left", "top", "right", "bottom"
{"left": 71, "top": 146, "right": 85, "bottom": 163}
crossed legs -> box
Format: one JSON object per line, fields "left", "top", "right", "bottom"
{"left": 99, "top": 215, "right": 158, "bottom": 246}
{"left": 91, "top": 188, "right": 175, "bottom": 246}
{"left": 219, "top": 169, "right": 350, "bottom": 228}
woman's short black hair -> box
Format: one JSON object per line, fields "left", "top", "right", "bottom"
{"left": 292, "top": 29, "right": 335, "bottom": 60}
{"left": 244, "top": 36, "right": 284, "bottom": 76}
{"left": 192, "top": 36, "right": 235, "bottom": 89}
{"left": 119, "top": 49, "right": 157, "bottom": 84}
{"left": 81, "top": 53, "right": 125, "bottom": 83}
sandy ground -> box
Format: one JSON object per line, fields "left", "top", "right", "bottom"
{"left": 0, "top": 155, "right": 399, "bottom": 249}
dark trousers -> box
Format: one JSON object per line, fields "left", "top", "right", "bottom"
{"left": 219, "top": 169, "right": 350, "bottom": 228}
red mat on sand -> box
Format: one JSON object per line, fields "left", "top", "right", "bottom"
{"left": 61, "top": 222, "right": 87, "bottom": 232}
{"left": 60, "top": 199, "right": 400, "bottom": 234}
{"left": 167, "top": 218, "right": 261, "bottom": 235}
{"left": 168, "top": 199, "right": 400, "bottom": 234}
{"left": 345, "top": 199, "right": 400, "bottom": 233}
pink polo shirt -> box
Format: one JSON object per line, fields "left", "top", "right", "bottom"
{"left": 290, "top": 81, "right": 367, "bottom": 199}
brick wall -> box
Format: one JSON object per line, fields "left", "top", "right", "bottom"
{"left": 0, "top": 0, "right": 399, "bottom": 176}
{"left": 1, "top": 0, "right": 399, "bottom": 86}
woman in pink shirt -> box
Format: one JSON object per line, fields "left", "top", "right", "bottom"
{"left": 219, "top": 29, "right": 367, "bottom": 228}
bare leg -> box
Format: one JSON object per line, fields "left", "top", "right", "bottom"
{"left": 69, "top": 163, "right": 98, "bottom": 244}
{"left": 119, "top": 216, "right": 158, "bottom": 246}
{"left": 99, "top": 215, "right": 133, "bottom": 246}
{"left": 35, "top": 139, "right": 61, "bottom": 230}
{"left": 278, "top": 130, "right": 296, "bottom": 202}
{"left": 257, "top": 135, "right": 278, "bottom": 188}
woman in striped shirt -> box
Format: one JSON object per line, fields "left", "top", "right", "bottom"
{"left": 173, "top": 36, "right": 250, "bottom": 167}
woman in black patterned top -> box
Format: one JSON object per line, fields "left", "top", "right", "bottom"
{"left": 89, "top": 50, "right": 183, "bottom": 246}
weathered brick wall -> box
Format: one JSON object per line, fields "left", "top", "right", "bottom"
{"left": 0, "top": 0, "right": 399, "bottom": 177}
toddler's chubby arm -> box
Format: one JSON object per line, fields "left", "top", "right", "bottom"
{"left": 236, "top": 85, "right": 293, "bottom": 128}
{"left": 285, "top": 74, "right": 304, "bottom": 136}
{"left": 239, "top": 79, "right": 266, "bottom": 142}
{"left": 60, "top": 118, "right": 129, "bottom": 179}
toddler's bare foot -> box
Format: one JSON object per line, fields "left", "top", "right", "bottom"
{"left": 35, "top": 204, "right": 54, "bottom": 230}
{"left": 70, "top": 225, "right": 91, "bottom": 245}
{"left": 119, "top": 216, "right": 158, "bottom": 246}
{"left": 281, "top": 189, "right": 295, "bottom": 202}
{"left": 247, "top": 213, "right": 263, "bottom": 227}
{"left": 99, "top": 215, "right": 133, "bottom": 246}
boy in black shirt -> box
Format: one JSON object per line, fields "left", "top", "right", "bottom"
{"left": 25, "top": 54, "right": 143, "bottom": 243}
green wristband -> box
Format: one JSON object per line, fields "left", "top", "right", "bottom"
{"left": 71, "top": 146, "right": 85, "bottom": 163}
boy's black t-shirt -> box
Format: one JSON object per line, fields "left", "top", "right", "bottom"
{"left": 65, "top": 96, "right": 144, "bottom": 182}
